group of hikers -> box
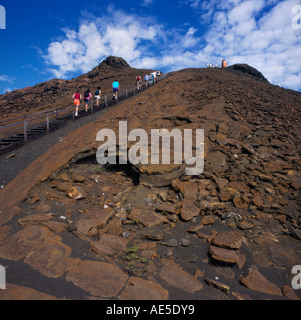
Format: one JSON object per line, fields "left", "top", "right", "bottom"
{"left": 72, "top": 59, "right": 227, "bottom": 116}
{"left": 72, "top": 86, "right": 101, "bottom": 117}
{"left": 72, "top": 79, "right": 120, "bottom": 117}
{"left": 136, "top": 70, "right": 161, "bottom": 90}
{"left": 207, "top": 59, "right": 228, "bottom": 69}
{"left": 72, "top": 70, "right": 161, "bottom": 117}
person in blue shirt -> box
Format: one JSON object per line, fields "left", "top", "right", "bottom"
{"left": 144, "top": 74, "right": 150, "bottom": 87}
{"left": 112, "top": 80, "right": 120, "bottom": 100}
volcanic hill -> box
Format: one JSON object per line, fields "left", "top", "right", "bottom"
{"left": 0, "top": 56, "right": 155, "bottom": 119}
{"left": 0, "top": 60, "right": 301, "bottom": 301}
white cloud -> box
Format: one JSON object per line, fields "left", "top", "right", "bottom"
{"left": 44, "top": 9, "right": 161, "bottom": 78}
{"left": 197, "top": 0, "right": 301, "bottom": 90}
{"left": 227, "top": 0, "right": 264, "bottom": 24}
{"left": 43, "top": 1, "right": 301, "bottom": 91}
{"left": 0, "top": 75, "right": 14, "bottom": 83}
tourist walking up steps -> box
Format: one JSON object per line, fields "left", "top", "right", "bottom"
{"left": 156, "top": 70, "right": 161, "bottom": 80}
{"left": 112, "top": 80, "right": 120, "bottom": 100}
{"left": 72, "top": 91, "right": 81, "bottom": 117}
{"left": 83, "top": 89, "right": 92, "bottom": 112}
{"left": 136, "top": 74, "right": 142, "bottom": 90}
{"left": 149, "top": 73, "right": 154, "bottom": 85}
{"left": 144, "top": 74, "right": 150, "bottom": 87}
{"left": 94, "top": 87, "right": 101, "bottom": 107}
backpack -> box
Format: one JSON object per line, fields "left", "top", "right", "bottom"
{"left": 74, "top": 93, "right": 80, "bottom": 99}
{"left": 95, "top": 89, "right": 100, "bottom": 95}
{"left": 84, "top": 90, "right": 90, "bottom": 98}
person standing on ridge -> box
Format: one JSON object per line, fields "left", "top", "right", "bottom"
{"left": 222, "top": 59, "right": 228, "bottom": 68}
{"left": 72, "top": 91, "right": 81, "bottom": 117}
{"left": 112, "top": 80, "right": 120, "bottom": 100}
{"left": 94, "top": 86, "right": 101, "bottom": 107}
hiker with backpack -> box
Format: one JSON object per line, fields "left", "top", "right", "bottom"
{"left": 72, "top": 91, "right": 81, "bottom": 117}
{"left": 144, "top": 74, "right": 150, "bottom": 87}
{"left": 94, "top": 87, "right": 101, "bottom": 107}
{"left": 83, "top": 89, "right": 92, "bottom": 112}
{"left": 149, "top": 73, "right": 154, "bottom": 85}
{"left": 112, "top": 80, "right": 120, "bottom": 100}
{"left": 156, "top": 70, "right": 161, "bottom": 81}
{"left": 136, "top": 74, "right": 141, "bottom": 90}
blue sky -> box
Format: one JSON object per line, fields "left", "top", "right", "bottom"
{"left": 0, "top": 0, "right": 301, "bottom": 94}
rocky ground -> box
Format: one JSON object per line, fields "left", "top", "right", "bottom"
{"left": 0, "top": 64, "right": 300, "bottom": 300}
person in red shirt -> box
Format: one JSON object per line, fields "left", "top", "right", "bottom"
{"left": 72, "top": 91, "right": 81, "bottom": 117}
{"left": 136, "top": 74, "right": 141, "bottom": 90}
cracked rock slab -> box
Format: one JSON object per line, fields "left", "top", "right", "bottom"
{"left": 240, "top": 270, "right": 282, "bottom": 296}
{"left": 159, "top": 260, "right": 203, "bottom": 293}
{"left": 24, "top": 237, "right": 81, "bottom": 278}
{"left": 66, "top": 260, "right": 128, "bottom": 298}
{"left": 212, "top": 231, "right": 244, "bottom": 249}
{"left": 128, "top": 208, "right": 168, "bottom": 227}
{"left": 209, "top": 245, "right": 239, "bottom": 264}
{"left": 0, "top": 226, "right": 54, "bottom": 261}
{"left": 118, "top": 277, "right": 169, "bottom": 300}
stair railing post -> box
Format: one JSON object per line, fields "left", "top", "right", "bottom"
{"left": 24, "top": 117, "right": 27, "bottom": 144}
{"left": 46, "top": 114, "right": 50, "bottom": 133}
{"left": 91, "top": 99, "right": 94, "bottom": 113}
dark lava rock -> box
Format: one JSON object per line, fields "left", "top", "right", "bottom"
{"left": 99, "top": 56, "right": 130, "bottom": 69}
{"left": 228, "top": 64, "right": 269, "bottom": 83}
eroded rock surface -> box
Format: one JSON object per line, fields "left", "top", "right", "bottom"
{"left": 0, "top": 65, "right": 300, "bottom": 300}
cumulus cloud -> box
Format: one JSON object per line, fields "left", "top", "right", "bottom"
{"left": 44, "top": 1, "right": 301, "bottom": 91}
{"left": 44, "top": 9, "right": 161, "bottom": 78}
{"left": 189, "top": 0, "right": 301, "bottom": 90}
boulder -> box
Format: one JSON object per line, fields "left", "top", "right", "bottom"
{"left": 212, "top": 231, "right": 244, "bottom": 249}
{"left": 128, "top": 208, "right": 168, "bottom": 227}
{"left": 66, "top": 186, "right": 87, "bottom": 200}
{"left": 180, "top": 199, "right": 200, "bottom": 221}
{"left": 209, "top": 245, "right": 239, "bottom": 264}
{"left": 240, "top": 270, "right": 282, "bottom": 296}
{"left": 75, "top": 207, "right": 114, "bottom": 236}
